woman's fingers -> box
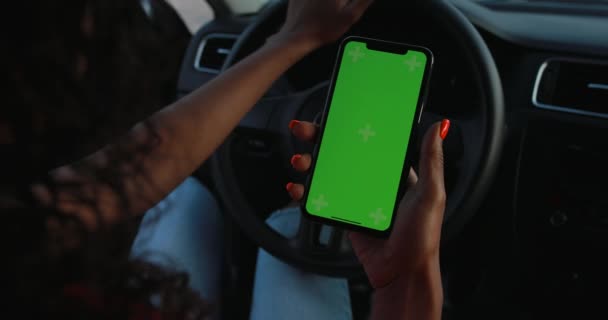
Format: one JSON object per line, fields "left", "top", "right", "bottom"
{"left": 286, "top": 119, "right": 315, "bottom": 201}
{"left": 286, "top": 183, "right": 305, "bottom": 201}
{"left": 290, "top": 153, "right": 312, "bottom": 172}
{"left": 289, "top": 120, "right": 318, "bottom": 143}
{"left": 286, "top": 152, "right": 310, "bottom": 200}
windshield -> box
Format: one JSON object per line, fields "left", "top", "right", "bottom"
{"left": 225, "top": 0, "right": 270, "bottom": 14}
{"left": 166, "top": 0, "right": 214, "bottom": 33}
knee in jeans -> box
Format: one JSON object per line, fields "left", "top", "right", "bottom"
{"left": 264, "top": 207, "right": 301, "bottom": 238}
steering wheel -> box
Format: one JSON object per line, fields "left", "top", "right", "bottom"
{"left": 210, "top": 0, "right": 504, "bottom": 277}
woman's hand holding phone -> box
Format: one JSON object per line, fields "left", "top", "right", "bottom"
{"left": 287, "top": 119, "right": 450, "bottom": 320}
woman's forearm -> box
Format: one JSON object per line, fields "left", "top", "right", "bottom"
{"left": 371, "top": 257, "right": 444, "bottom": 320}
{"left": 117, "top": 36, "right": 316, "bottom": 211}
{"left": 49, "top": 35, "right": 317, "bottom": 229}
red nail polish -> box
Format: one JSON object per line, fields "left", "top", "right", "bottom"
{"left": 440, "top": 119, "right": 451, "bottom": 140}
{"left": 286, "top": 182, "right": 294, "bottom": 191}
{"left": 290, "top": 154, "right": 302, "bottom": 166}
{"left": 289, "top": 120, "right": 300, "bottom": 130}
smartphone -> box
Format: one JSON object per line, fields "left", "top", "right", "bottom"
{"left": 302, "top": 36, "right": 433, "bottom": 236}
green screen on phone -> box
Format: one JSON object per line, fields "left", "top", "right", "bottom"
{"left": 305, "top": 40, "right": 429, "bottom": 232}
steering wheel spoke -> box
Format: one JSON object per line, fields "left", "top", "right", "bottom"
{"left": 453, "top": 115, "right": 484, "bottom": 162}
{"left": 292, "top": 216, "right": 351, "bottom": 256}
{"left": 240, "top": 85, "right": 325, "bottom": 136}
{"left": 239, "top": 95, "right": 296, "bottom": 131}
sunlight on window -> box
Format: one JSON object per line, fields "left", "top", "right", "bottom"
{"left": 165, "top": 0, "right": 214, "bottom": 34}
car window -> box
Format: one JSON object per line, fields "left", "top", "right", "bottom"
{"left": 165, "top": 0, "right": 214, "bottom": 34}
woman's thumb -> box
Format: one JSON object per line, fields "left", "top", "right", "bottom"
{"left": 417, "top": 120, "right": 449, "bottom": 189}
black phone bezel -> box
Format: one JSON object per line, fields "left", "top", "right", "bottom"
{"left": 300, "top": 36, "right": 434, "bottom": 238}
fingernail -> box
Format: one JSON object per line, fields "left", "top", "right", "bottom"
{"left": 440, "top": 119, "right": 451, "bottom": 140}
{"left": 286, "top": 182, "right": 294, "bottom": 192}
{"left": 289, "top": 120, "right": 300, "bottom": 130}
{"left": 290, "top": 154, "right": 302, "bottom": 166}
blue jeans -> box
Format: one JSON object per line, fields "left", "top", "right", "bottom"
{"left": 131, "top": 178, "right": 352, "bottom": 320}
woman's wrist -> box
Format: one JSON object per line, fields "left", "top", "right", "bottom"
{"left": 371, "top": 256, "right": 444, "bottom": 320}
{"left": 267, "top": 31, "right": 322, "bottom": 56}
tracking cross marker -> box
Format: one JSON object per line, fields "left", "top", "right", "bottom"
{"left": 358, "top": 124, "right": 376, "bottom": 143}
{"left": 348, "top": 45, "right": 366, "bottom": 63}
{"left": 311, "top": 194, "right": 328, "bottom": 212}
{"left": 369, "top": 208, "right": 386, "bottom": 225}
{"left": 404, "top": 54, "right": 422, "bottom": 72}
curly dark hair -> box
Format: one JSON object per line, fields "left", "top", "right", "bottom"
{"left": 3, "top": 0, "right": 191, "bottom": 167}
{"left": 2, "top": 0, "right": 213, "bottom": 318}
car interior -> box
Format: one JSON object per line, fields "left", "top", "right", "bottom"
{"left": 21, "top": 0, "right": 603, "bottom": 318}
{"left": 171, "top": 0, "right": 608, "bottom": 319}
{"left": 170, "top": 0, "right": 608, "bottom": 319}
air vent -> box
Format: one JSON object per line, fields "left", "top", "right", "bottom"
{"left": 194, "top": 34, "right": 238, "bottom": 74}
{"left": 533, "top": 58, "right": 608, "bottom": 119}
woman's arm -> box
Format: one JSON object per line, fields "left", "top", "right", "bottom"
{"left": 36, "top": 0, "right": 373, "bottom": 230}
